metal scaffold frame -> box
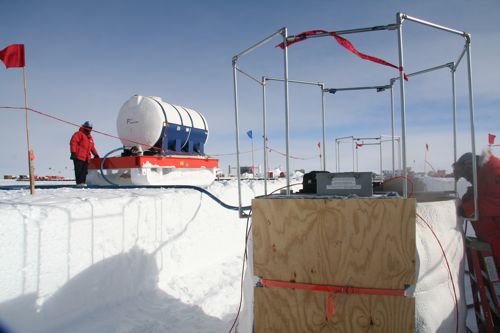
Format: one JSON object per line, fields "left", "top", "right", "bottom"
{"left": 335, "top": 135, "right": 402, "bottom": 176}
{"left": 233, "top": 69, "right": 327, "bottom": 196}
{"left": 262, "top": 77, "right": 326, "bottom": 195}
{"left": 324, "top": 84, "right": 395, "bottom": 176}
{"left": 232, "top": 13, "right": 477, "bottom": 219}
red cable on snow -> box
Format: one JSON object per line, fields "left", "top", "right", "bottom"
{"left": 417, "top": 212, "right": 459, "bottom": 333}
{"left": 228, "top": 213, "right": 253, "bottom": 333}
{"left": 383, "top": 176, "right": 458, "bottom": 331}
{"left": 1, "top": 106, "right": 318, "bottom": 161}
{"left": 2, "top": 105, "right": 160, "bottom": 156}
{"left": 210, "top": 144, "right": 318, "bottom": 160}
{"left": 277, "top": 29, "right": 408, "bottom": 80}
{"left": 0, "top": 106, "right": 190, "bottom": 155}
{"left": 424, "top": 160, "right": 436, "bottom": 173}
{"left": 267, "top": 147, "right": 316, "bottom": 160}
{"left": 210, "top": 148, "right": 262, "bottom": 157}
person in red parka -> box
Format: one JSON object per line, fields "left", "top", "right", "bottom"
{"left": 454, "top": 149, "right": 500, "bottom": 267}
{"left": 70, "top": 121, "right": 99, "bottom": 185}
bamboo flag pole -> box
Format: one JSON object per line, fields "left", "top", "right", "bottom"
{"left": 317, "top": 142, "right": 322, "bottom": 170}
{"left": 251, "top": 135, "right": 254, "bottom": 175}
{"left": 424, "top": 150, "right": 427, "bottom": 174}
{"left": 247, "top": 130, "right": 255, "bottom": 175}
{"left": 356, "top": 145, "right": 359, "bottom": 172}
{"left": 22, "top": 66, "right": 35, "bottom": 194}
{"left": 424, "top": 144, "right": 428, "bottom": 175}
{"left": 0, "top": 44, "right": 32, "bottom": 193}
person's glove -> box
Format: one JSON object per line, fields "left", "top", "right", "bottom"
{"left": 94, "top": 154, "right": 100, "bottom": 159}
{"left": 70, "top": 152, "right": 76, "bottom": 160}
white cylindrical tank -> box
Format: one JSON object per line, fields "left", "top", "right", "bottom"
{"left": 116, "top": 95, "right": 209, "bottom": 154}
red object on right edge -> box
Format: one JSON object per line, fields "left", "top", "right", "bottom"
{"left": 0, "top": 44, "right": 25, "bottom": 68}
{"left": 461, "top": 152, "right": 500, "bottom": 268}
{"left": 489, "top": 133, "right": 496, "bottom": 145}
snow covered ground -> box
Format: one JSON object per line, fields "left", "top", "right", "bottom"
{"left": 0, "top": 176, "right": 476, "bottom": 332}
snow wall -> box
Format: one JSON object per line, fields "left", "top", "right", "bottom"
{"left": 0, "top": 177, "right": 467, "bottom": 333}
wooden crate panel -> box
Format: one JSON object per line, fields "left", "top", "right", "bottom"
{"left": 252, "top": 198, "right": 416, "bottom": 288}
{"left": 254, "top": 287, "right": 415, "bottom": 333}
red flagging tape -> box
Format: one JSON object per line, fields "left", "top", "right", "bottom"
{"left": 277, "top": 29, "right": 408, "bottom": 81}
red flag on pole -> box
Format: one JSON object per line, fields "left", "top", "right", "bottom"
{"left": 0, "top": 44, "right": 25, "bottom": 68}
{"left": 317, "top": 142, "right": 321, "bottom": 149}
{"left": 425, "top": 143, "right": 429, "bottom": 151}
{"left": 488, "top": 133, "right": 496, "bottom": 145}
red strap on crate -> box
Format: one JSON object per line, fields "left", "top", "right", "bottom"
{"left": 327, "top": 294, "right": 335, "bottom": 319}
{"left": 260, "top": 278, "right": 406, "bottom": 319}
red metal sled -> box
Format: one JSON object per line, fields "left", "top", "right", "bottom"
{"left": 87, "top": 155, "right": 219, "bottom": 187}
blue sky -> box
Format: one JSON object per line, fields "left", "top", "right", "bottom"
{"left": 0, "top": 0, "right": 499, "bottom": 177}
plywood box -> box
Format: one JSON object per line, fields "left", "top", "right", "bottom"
{"left": 252, "top": 197, "right": 416, "bottom": 332}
